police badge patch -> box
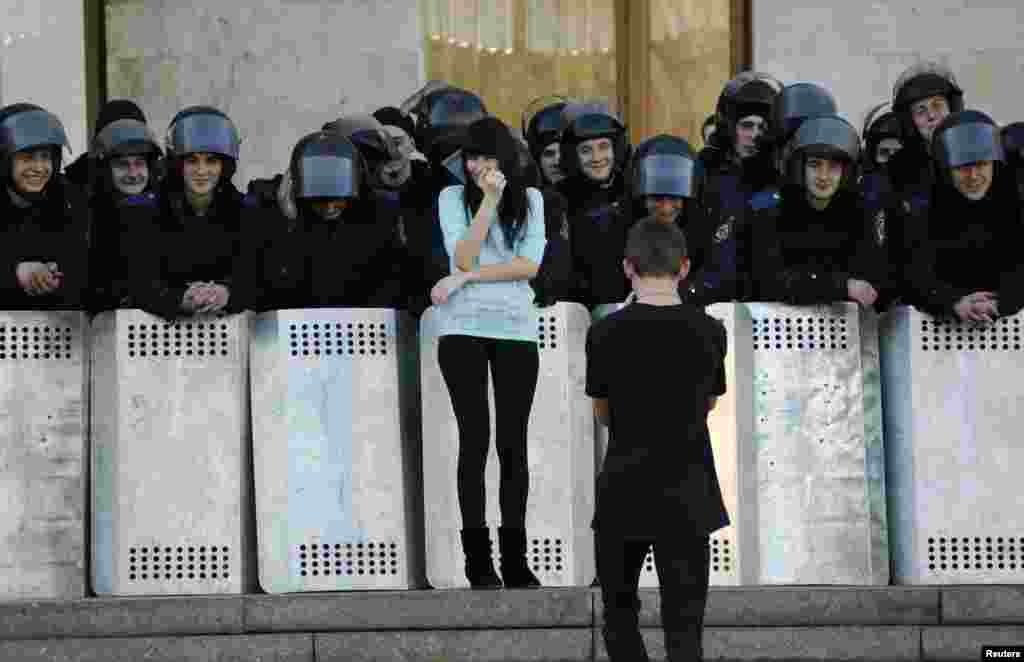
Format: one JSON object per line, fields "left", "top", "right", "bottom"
{"left": 874, "top": 209, "right": 886, "bottom": 246}
{"left": 714, "top": 220, "right": 732, "bottom": 243}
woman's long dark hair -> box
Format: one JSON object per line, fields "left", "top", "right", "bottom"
{"left": 460, "top": 117, "right": 534, "bottom": 250}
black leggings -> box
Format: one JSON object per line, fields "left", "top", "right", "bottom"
{"left": 596, "top": 531, "right": 711, "bottom": 662}
{"left": 438, "top": 334, "right": 539, "bottom": 530}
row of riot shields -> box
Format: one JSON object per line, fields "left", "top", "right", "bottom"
{"left": 1, "top": 304, "right": 1022, "bottom": 599}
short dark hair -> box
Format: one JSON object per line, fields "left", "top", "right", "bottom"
{"left": 624, "top": 218, "right": 688, "bottom": 278}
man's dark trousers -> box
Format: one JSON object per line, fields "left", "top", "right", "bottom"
{"left": 596, "top": 530, "right": 711, "bottom": 662}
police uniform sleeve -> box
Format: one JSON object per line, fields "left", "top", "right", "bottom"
{"left": 995, "top": 204, "right": 1024, "bottom": 317}
{"left": 585, "top": 319, "right": 611, "bottom": 399}
{"left": 530, "top": 189, "right": 572, "bottom": 307}
{"left": 903, "top": 203, "right": 971, "bottom": 317}
{"left": 848, "top": 197, "right": 890, "bottom": 300}
{"left": 712, "top": 317, "right": 727, "bottom": 397}
{"left": 124, "top": 201, "right": 190, "bottom": 322}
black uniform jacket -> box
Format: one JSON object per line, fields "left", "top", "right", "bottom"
{"left": 530, "top": 185, "right": 572, "bottom": 307}
{"left": 125, "top": 180, "right": 245, "bottom": 320}
{"left": 567, "top": 194, "right": 632, "bottom": 308}
{"left": 903, "top": 174, "right": 1024, "bottom": 318}
{"left": 887, "top": 139, "right": 935, "bottom": 200}
{"left": 88, "top": 189, "right": 159, "bottom": 313}
{"left": 0, "top": 175, "right": 90, "bottom": 310}
{"left": 558, "top": 171, "right": 626, "bottom": 223}
{"left": 750, "top": 186, "right": 888, "bottom": 306}
{"left": 236, "top": 197, "right": 408, "bottom": 313}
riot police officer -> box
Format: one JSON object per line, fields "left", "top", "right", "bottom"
{"left": 904, "top": 111, "right": 1024, "bottom": 322}
{"left": 523, "top": 97, "right": 568, "bottom": 189}
{"left": 557, "top": 102, "right": 630, "bottom": 220}
{"left": 750, "top": 115, "right": 887, "bottom": 307}
{"left": 862, "top": 102, "right": 903, "bottom": 171}
{"left": 0, "top": 103, "right": 89, "bottom": 310}
{"left": 887, "top": 62, "right": 964, "bottom": 199}
{"left": 627, "top": 135, "right": 709, "bottom": 302}
{"left": 64, "top": 99, "right": 149, "bottom": 196}
{"left": 129, "top": 106, "right": 245, "bottom": 320}
{"left": 696, "top": 73, "right": 784, "bottom": 304}
{"left": 87, "top": 118, "right": 163, "bottom": 311}
{"left": 702, "top": 71, "right": 782, "bottom": 199}
{"left": 237, "top": 131, "right": 407, "bottom": 311}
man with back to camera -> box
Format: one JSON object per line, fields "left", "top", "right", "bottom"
{"left": 586, "top": 218, "right": 728, "bottom": 662}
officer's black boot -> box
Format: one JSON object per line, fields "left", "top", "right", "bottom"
{"left": 460, "top": 528, "right": 502, "bottom": 589}
{"left": 498, "top": 526, "right": 541, "bottom": 588}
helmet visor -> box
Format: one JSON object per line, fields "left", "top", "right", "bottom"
{"left": 93, "top": 119, "right": 159, "bottom": 159}
{"left": 635, "top": 154, "right": 699, "bottom": 198}
{"left": 169, "top": 113, "right": 240, "bottom": 160}
{"left": 294, "top": 154, "right": 358, "bottom": 199}
{"left": 937, "top": 122, "right": 1004, "bottom": 168}
{"left": 792, "top": 116, "right": 860, "bottom": 162}
{"left": 0, "top": 109, "right": 70, "bottom": 154}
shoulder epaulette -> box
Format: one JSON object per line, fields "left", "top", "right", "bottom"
{"left": 749, "top": 189, "right": 781, "bottom": 212}
{"left": 901, "top": 192, "right": 930, "bottom": 217}
{"left": 120, "top": 192, "right": 159, "bottom": 208}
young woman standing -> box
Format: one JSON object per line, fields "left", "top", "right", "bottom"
{"left": 430, "top": 116, "right": 547, "bottom": 588}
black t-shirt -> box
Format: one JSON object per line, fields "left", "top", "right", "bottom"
{"left": 585, "top": 302, "right": 729, "bottom": 538}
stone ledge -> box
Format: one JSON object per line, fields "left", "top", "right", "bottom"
{"left": 594, "top": 587, "right": 940, "bottom": 627}
{"left": 0, "top": 596, "right": 245, "bottom": 641}
{"left": 594, "top": 626, "right": 922, "bottom": 662}
{"left": 315, "top": 628, "right": 593, "bottom": 662}
{"left": 922, "top": 626, "right": 1024, "bottom": 661}
{"left": 941, "top": 586, "right": 1024, "bottom": 624}
{"left": 244, "top": 588, "right": 592, "bottom": 631}
{"left": 0, "top": 633, "right": 314, "bottom": 662}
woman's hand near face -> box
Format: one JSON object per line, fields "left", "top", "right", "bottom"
{"left": 477, "top": 166, "right": 506, "bottom": 200}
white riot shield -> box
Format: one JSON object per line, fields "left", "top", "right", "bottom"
{"left": 747, "top": 302, "right": 888, "bottom": 584}
{"left": 421, "top": 303, "right": 594, "bottom": 588}
{"left": 250, "top": 309, "right": 424, "bottom": 592}
{"left": 91, "top": 310, "right": 254, "bottom": 595}
{"left": 591, "top": 302, "right": 753, "bottom": 587}
{"left": 882, "top": 306, "right": 1024, "bottom": 584}
{"left": 0, "top": 311, "right": 87, "bottom": 599}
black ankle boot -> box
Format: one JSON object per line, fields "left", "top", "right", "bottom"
{"left": 460, "top": 528, "right": 503, "bottom": 588}
{"left": 498, "top": 526, "right": 541, "bottom": 588}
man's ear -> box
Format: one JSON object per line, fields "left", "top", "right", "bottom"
{"left": 622, "top": 257, "right": 636, "bottom": 280}
{"left": 678, "top": 256, "right": 692, "bottom": 282}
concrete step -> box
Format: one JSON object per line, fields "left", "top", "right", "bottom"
{"left": 0, "top": 586, "right": 1020, "bottom": 661}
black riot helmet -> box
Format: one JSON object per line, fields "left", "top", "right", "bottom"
{"left": 892, "top": 62, "right": 964, "bottom": 116}
{"left": 91, "top": 119, "right": 162, "bottom": 161}
{"left": 523, "top": 96, "right": 568, "bottom": 161}
{"left": 771, "top": 83, "right": 838, "bottom": 147}
{"left": 321, "top": 114, "right": 400, "bottom": 188}
{"left": 785, "top": 115, "right": 861, "bottom": 190}
{"left": 289, "top": 131, "right": 362, "bottom": 201}
{"left": 165, "top": 105, "right": 241, "bottom": 180}
{"left": 413, "top": 87, "right": 487, "bottom": 154}
{"left": 631, "top": 134, "right": 701, "bottom": 200}
{"left": 892, "top": 62, "right": 964, "bottom": 144}
{"left": 558, "top": 102, "right": 629, "bottom": 181}
{"left": 0, "top": 103, "right": 71, "bottom": 176}
{"left": 1001, "top": 122, "right": 1024, "bottom": 168}
{"left": 713, "top": 71, "right": 782, "bottom": 151}
{"left": 931, "top": 111, "right": 1004, "bottom": 174}
{"left": 861, "top": 101, "right": 902, "bottom": 168}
